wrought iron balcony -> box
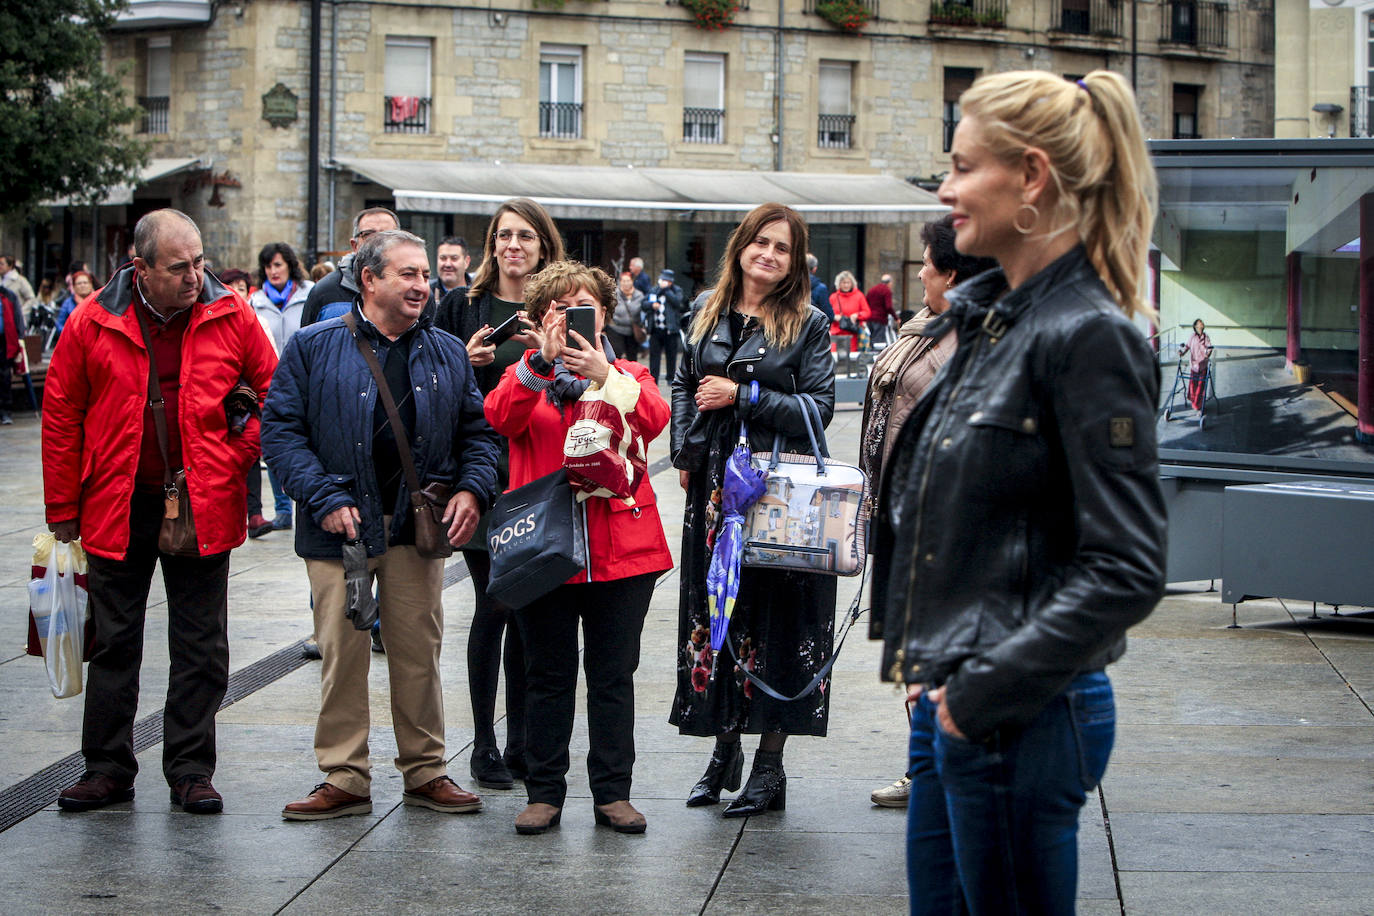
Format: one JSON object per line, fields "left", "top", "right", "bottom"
{"left": 818, "top": 114, "right": 856, "bottom": 149}
{"left": 1050, "top": 0, "right": 1122, "bottom": 38}
{"left": 384, "top": 96, "right": 430, "bottom": 134}
{"left": 1353, "top": 87, "right": 1372, "bottom": 139}
{"left": 804, "top": 0, "right": 879, "bottom": 18}
{"left": 539, "top": 101, "right": 583, "bottom": 139}
{"left": 928, "top": 0, "right": 1006, "bottom": 29}
{"left": 138, "top": 96, "right": 169, "bottom": 134}
{"left": 1159, "top": 1, "right": 1228, "bottom": 50}
{"left": 683, "top": 107, "right": 725, "bottom": 144}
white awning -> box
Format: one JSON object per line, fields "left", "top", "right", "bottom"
{"left": 336, "top": 158, "right": 945, "bottom": 224}
{"left": 45, "top": 157, "right": 204, "bottom": 208}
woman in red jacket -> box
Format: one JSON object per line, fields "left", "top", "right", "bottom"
{"left": 485, "top": 260, "right": 673, "bottom": 837}
{"left": 828, "top": 270, "right": 869, "bottom": 352}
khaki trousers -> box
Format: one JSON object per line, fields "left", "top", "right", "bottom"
{"left": 306, "top": 543, "right": 446, "bottom": 796}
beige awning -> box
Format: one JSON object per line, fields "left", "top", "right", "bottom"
{"left": 44, "top": 157, "right": 204, "bottom": 208}
{"left": 336, "top": 158, "right": 945, "bottom": 224}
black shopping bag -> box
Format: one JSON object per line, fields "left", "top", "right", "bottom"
{"left": 486, "top": 469, "right": 587, "bottom": 609}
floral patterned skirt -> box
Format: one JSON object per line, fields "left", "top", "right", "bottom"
{"left": 669, "top": 462, "right": 837, "bottom": 737}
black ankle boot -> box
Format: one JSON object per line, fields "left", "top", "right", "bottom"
{"left": 685, "top": 740, "right": 745, "bottom": 807}
{"left": 722, "top": 749, "right": 785, "bottom": 818}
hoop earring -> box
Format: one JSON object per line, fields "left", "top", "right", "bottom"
{"left": 1013, "top": 203, "right": 1039, "bottom": 235}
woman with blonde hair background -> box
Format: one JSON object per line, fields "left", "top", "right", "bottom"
{"left": 670, "top": 202, "right": 837, "bottom": 818}
{"left": 870, "top": 71, "right": 1167, "bottom": 913}
{"left": 827, "top": 269, "right": 869, "bottom": 352}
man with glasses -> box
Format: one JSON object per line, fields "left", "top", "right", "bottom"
{"left": 301, "top": 207, "right": 400, "bottom": 327}
{"left": 265, "top": 229, "right": 499, "bottom": 820}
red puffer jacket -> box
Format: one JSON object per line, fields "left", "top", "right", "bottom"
{"left": 485, "top": 351, "right": 673, "bottom": 584}
{"left": 42, "top": 265, "right": 278, "bottom": 560}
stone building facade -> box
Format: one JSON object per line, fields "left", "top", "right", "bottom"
{"left": 1273, "top": 0, "right": 1374, "bottom": 139}
{"left": 11, "top": 0, "right": 1274, "bottom": 306}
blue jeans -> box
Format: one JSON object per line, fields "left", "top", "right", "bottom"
{"left": 265, "top": 463, "right": 292, "bottom": 516}
{"left": 907, "top": 670, "right": 1115, "bottom": 916}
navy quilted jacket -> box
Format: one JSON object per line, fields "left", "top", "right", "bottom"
{"left": 261, "top": 303, "right": 500, "bottom": 559}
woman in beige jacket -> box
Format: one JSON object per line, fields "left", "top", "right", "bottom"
{"left": 858, "top": 213, "right": 996, "bottom": 809}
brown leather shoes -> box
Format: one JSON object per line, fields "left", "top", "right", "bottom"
{"left": 170, "top": 775, "right": 223, "bottom": 814}
{"left": 57, "top": 772, "right": 135, "bottom": 812}
{"left": 282, "top": 782, "right": 372, "bottom": 820}
{"left": 594, "top": 800, "right": 647, "bottom": 834}
{"left": 402, "top": 775, "right": 482, "bottom": 814}
{"left": 514, "top": 802, "right": 562, "bottom": 835}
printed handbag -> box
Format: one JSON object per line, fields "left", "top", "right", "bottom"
{"left": 742, "top": 393, "right": 869, "bottom": 576}
{"left": 563, "top": 369, "right": 648, "bottom": 501}
{"left": 486, "top": 469, "right": 588, "bottom": 609}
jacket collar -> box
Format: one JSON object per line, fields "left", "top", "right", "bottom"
{"left": 943, "top": 245, "right": 1094, "bottom": 340}
{"left": 94, "top": 263, "right": 234, "bottom": 319}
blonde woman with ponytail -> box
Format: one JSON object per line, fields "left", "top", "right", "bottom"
{"left": 869, "top": 70, "right": 1167, "bottom": 914}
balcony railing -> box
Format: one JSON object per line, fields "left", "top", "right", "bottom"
{"left": 383, "top": 96, "right": 430, "bottom": 134}
{"left": 929, "top": 0, "right": 1006, "bottom": 28}
{"left": 804, "top": 0, "right": 878, "bottom": 17}
{"left": 1159, "top": 1, "right": 1228, "bottom": 50}
{"left": 539, "top": 101, "right": 583, "bottom": 139}
{"left": 683, "top": 107, "right": 725, "bottom": 144}
{"left": 818, "top": 114, "right": 856, "bottom": 149}
{"left": 1353, "top": 87, "right": 1372, "bottom": 139}
{"left": 1050, "top": 0, "right": 1122, "bottom": 38}
{"left": 138, "top": 96, "right": 169, "bottom": 134}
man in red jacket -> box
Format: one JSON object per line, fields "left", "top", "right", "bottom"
{"left": 42, "top": 209, "right": 278, "bottom": 814}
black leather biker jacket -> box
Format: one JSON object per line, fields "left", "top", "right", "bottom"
{"left": 870, "top": 247, "right": 1166, "bottom": 742}
{"left": 671, "top": 307, "right": 836, "bottom": 469}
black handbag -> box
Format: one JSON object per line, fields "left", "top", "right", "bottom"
{"left": 486, "top": 469, "right": 587, "bottom": 609}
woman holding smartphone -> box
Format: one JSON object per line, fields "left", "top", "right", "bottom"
{"left": 484, "top": 260, "right": 672, "bottom": 835}
{"left": 438, "top": 198, "right": 565, "bottom": 792}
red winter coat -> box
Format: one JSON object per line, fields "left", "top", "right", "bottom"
{"left": 484, "top": 351, "right": 673, "bottom": 584}
{"left": 42, "top": 265, "right": 278, "bottom": 560}
{"left": 829, "top": 287, "right": 870, "bottom": 352}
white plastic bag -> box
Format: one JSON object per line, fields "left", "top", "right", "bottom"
{"left": 28, "top": 533, "right": 90, "bottom": 699}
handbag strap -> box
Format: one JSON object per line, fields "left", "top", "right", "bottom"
{"left": 767, "top": 392, "right": 828, "bottom": 475}
{"left": 130, "top": 295, "right": 176, "bottom": 492}
{"left": 723, "top": 564, "right": 868, "bottom": 703}
{"left": 342, "top": 310, "right": 424, "bottom": 503}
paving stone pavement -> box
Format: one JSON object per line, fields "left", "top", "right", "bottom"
{"left": 2, "top": 397, "right": 1372, "bottom": 915}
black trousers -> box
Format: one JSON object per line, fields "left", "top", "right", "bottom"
{"left": 648, "top": 330, "right": 678, "bottom": 383}
{"left": 245, "top": 463, "right": 263, "bottom": 517}
{"left": 0, "top": 359, "right": 12, "bottom": 411}
{"left": 462, "top": 548, "right": 526, "bottom": 755}
{"left": 82, "top": 491, "right": 231, "bottom": 786}
{"left": 512, "top": 573, "right": 656, "bottom": 807}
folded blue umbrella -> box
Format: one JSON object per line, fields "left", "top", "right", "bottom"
{"left": 706, "top": 425, "right": 768, "bottom": 650}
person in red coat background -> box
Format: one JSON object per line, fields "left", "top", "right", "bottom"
{"left": 42, "top": 209, "right": 278, "bottom": 815}
{"left": 485, "top": 259, "right": 673, "bottom": 837}
{"left": 828, "top": 270, "right": 870, "bottom": 352}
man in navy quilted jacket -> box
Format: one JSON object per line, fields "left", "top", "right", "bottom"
{"left": 263, "top": 229, "right": 499, "bottom": 821}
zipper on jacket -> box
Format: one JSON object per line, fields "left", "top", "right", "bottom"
{"left": 888, "top": 331, "right": 986, "bottom": 684}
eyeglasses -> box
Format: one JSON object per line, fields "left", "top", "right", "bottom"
{"left": 355, "top": 228, "right": 380, "bottom": 241}
{"left": 494, "top": 229, "right": 539, "bottom": 244}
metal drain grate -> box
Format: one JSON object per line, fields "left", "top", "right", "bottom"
{"left": 0, "top": 639, "right": 312, "bottom": 834}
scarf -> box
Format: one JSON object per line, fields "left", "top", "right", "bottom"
{"left": 264, "top": 279, "right": 295, "bottom": 308}
{"left": 871, "top": 307, "right": 940, "bottom": 391}
{"left": 545, "top": 335, "right": 620, "bottom": 407}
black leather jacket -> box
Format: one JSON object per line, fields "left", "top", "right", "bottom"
{"left": 671, "top": 306, "right": 836, "bottom": 467}
{"left": 870, "top": 247, "right": 1166, "bottom": 743}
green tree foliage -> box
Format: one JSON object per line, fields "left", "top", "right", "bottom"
{"left": 0, "top": 0, "right": 147, "bottom": 220}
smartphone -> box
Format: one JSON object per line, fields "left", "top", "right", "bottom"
{"left": 484, "top": 312, "right": 523, "bottom": 347}
{"left": 565, "top": 306, "right": 598, "bottom": 350}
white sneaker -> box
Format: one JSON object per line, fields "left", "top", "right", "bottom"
{"left": 871, "top": 775, "right": 911, "bottom": 808}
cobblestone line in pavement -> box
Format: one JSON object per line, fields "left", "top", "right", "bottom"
{"left": 0, "top": 638, "right": 313, "bottom": 833}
